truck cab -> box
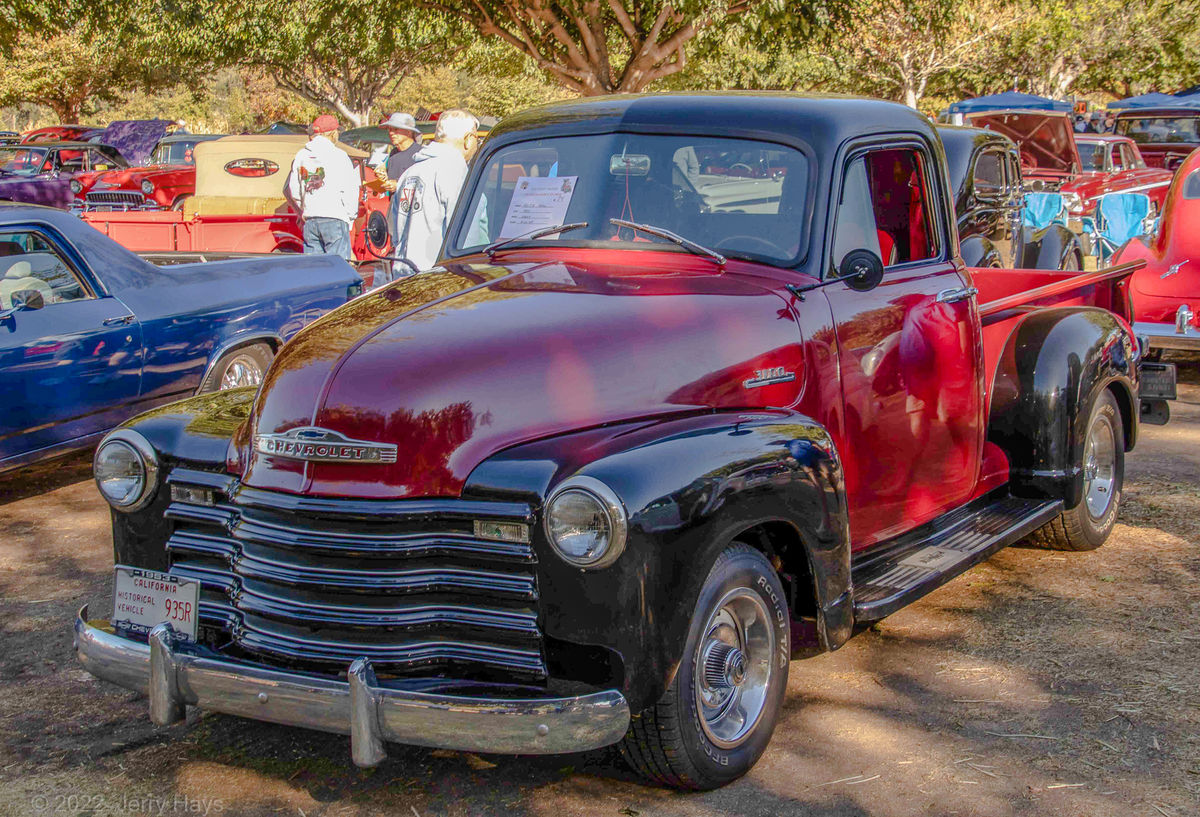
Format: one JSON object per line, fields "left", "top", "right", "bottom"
{"left": 75, "top": 95, "right": 1155, "bottom": 791}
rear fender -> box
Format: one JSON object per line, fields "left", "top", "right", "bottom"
{"left": 463, "top": 410, "right": 851, "bottom": 712}
{"left": 987, "top": 307, "right": 1137, "bottom": 506}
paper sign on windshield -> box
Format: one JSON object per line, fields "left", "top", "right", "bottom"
{"left": 499, "top": 176, "right": 578, "bottom": 240}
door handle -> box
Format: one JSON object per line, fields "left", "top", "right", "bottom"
{"left": 102, "top": 314, "right": 134, "bottom": 326}
{"left": 936, "top": 286, "right": 978, "bottom": 304}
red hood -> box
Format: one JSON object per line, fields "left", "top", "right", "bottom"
{"left": 966, "top": 111, "right": 1080, "bottom": 175}
{"left": 236, "top": 250, "right": 807, "bottom": 498}
{"left": 86, "top": 164, "right": 189, "bottom": 188}
{"left": 1061, "top": 167, "right": 1174, "bottom": 212}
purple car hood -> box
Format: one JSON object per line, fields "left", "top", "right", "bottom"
{"left": 98, "top": 120, "right": 171, "bottom": 165}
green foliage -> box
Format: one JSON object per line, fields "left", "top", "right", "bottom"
{"left": 159, "top": 0, "right": 467, "bottom": 126}
{"left": 433, "top": 0, "right": 850, "bottom": 95}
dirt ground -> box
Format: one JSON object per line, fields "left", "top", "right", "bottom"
{"left": 1, "top": 366, "right": 1197, "bottom": 817}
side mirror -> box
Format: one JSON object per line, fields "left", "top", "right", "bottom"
{"left": 0, "top": 288, "right": 45, "bottom": 320}
{"left": 838, "top": 249, "right": 885, "bottom": 292}
{"left": 365, "top": 210, "right": 389, "bottom": 250}
{"left": 13, "top": 289, "right": 45, "bottom": 310}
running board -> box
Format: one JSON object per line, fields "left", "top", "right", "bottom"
{"left": 852, "top": 495, "right": 1063, "bottom": 623}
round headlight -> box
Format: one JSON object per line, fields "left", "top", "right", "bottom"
{"left": 69, "top": 179, "right": 82, "bottom": 194}
{"left": 94, "top": 429, "right": 159, "bottom": 511}
{"left": 141, "top": 179, "right": 155, "bottom": 196}
{"left": 544, "top": 476, "right": 628, "bottom": 569}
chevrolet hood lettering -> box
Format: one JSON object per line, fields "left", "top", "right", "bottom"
{"left": 255, "top": 427, "right": 398, "bottom": 463}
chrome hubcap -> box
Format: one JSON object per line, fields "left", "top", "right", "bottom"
{"left": 1083, "top": 410, "right": 1117, "bottom": 520}
{"left": 694, "top": 588, "right": 774, "bottom": 749}
{"left": 220, "top": 354, "right": 264, "bottom": 390}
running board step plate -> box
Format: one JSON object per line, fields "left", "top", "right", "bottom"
{"left": 852, "top": 496, "right": 1063, "bottom": 622}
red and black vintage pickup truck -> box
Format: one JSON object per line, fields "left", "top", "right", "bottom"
{"left": 75, "top": 95, "right": 1168, "bottom": 790}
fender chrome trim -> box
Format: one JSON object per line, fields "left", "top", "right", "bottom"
{"left": 74, "top": 606, "right": 630, "bottom": 766}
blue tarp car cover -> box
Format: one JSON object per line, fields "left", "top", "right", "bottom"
{"left": 947, "top": 92, "right": 1071, "bottom": 115}
{"left": 1107, "top": 93, "right": 1191, "bottom": 110}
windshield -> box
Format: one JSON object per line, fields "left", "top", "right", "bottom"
{"left": 1116, "top": 116, "right": 1200, "bottom": 144}
{"left": 0, "top": 146, "right": 49, "bottom": 176}
{"left": 452, "top": 133, "right": 810, "bottom": 265}
{"left": 152, "top": 140, "right": 198, "bottom": 165}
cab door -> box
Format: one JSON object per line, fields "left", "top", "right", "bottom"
{"left": 823, "top": 142, "right": 985, "bottom": 549}
{"left": 0, "top": 226, "right": 143, "bottom": 464}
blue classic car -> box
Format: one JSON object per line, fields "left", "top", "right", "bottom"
{"left": 0, "top": 203, "right": 362, "bottom": 472}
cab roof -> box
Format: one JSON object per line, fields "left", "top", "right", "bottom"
{"left": 486, "top": 93, "right": 939, "bottom": 152}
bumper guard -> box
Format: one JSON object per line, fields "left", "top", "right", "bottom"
{"left": 74, "top": 606, "right": 631, "bottom": 766}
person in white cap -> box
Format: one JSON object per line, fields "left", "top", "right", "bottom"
{"left": 391, "top": 109, "right": 480, "bottom": 272}
{"left": 373, "top": 112, "right": 423, "bottom": 192}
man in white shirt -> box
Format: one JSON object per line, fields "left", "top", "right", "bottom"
{"left": 286, "top": 114, "right": 361, "bottom": 260}
{"left": 391, "top": 109, "right": 479, "bottom": 272}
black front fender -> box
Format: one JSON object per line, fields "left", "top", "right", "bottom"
{"left": 987, "top": 307, "right": 1137, "bottom": 506}
{"left": 463, "top": 410, "right": 851, "bottom": 713}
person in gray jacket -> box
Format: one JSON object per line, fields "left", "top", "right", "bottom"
{"left": 390, "top": 109, "right": 479, "bottom": 272}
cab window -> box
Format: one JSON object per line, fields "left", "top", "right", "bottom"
{"left": 973, "top": 150, "right": 1004, "bottom": 198}
{"left": 832, "top": 147, "right": 938, "bottom": 272}
{"left": 0, "top": 229, "right": 91, "bottom": 308}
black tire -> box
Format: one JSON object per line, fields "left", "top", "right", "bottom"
{"left": 171, "top": 195, "right": 191, "bottom": 212}
{"left": 619, "top": 544, "right": 790, "bottom": 790}
{"left": 199, "top": 342, "right": 273, "bottom": 393}
{"left": 1061, "top": 251, "right": 1081, "bottom": 271}
{"left": 1025, "top": 390, "right": 1124, "bottom": 551}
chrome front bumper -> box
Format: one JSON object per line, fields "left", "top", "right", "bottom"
{"left": 74, "top": 606, "right": 631, "bottom": 766}
{"left": 1134, "top": 318, "right": 1200, "bottom": 352}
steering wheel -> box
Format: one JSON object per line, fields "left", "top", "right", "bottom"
{"left": 729, "top": 162, "right": 754, "bottom": 176}
{"left": 714, "top": 235, "right": 789, "bottom": 257}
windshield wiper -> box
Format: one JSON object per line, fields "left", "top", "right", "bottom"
{"left": 609, "top": 218, "right": 726, "bottom": 266}
{"left": 484, "top": 222, "right": 589, "bottom": 257}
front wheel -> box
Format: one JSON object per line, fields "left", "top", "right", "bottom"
{"left": 1026, "top": 389, "right": 1124, "bottom": 550}
{"left": 619, "top": 544, "right": 790, "bottom": 790}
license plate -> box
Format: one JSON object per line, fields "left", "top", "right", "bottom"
{"left": 1139, "top": 362, "right": 1177, "bottom": 401}
{"left": 112, "top": 566, "right": 199, "bottom": 642}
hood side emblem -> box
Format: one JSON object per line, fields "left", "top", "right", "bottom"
{"left": 743, "top": 367, "right": 796, "bottom": 389}
{"left": 1163, "top": 259, "right": 1189, "bottom": 279}
{"left": 255, "top": 426, "right": 398, "bottom": 464}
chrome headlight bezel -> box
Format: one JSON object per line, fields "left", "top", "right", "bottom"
{"left": 543, "top": 476, "right": 628, "bottom": 570}
{"left": 69, "top": 179, "right": 82, "bottom": 194}
{"left": 140, "top": 179, "right": 155, "bottom": 196}
{"left": 93, "top": 429, "right": 159, "bottom": 512}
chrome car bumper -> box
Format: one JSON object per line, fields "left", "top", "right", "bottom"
{"left": 1133, "top": 319, "right": 1200, "bottom": 352}
{"left": 73, "top": 606, "right": 631, "bottom": 767}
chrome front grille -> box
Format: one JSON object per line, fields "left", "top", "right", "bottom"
{"left": 162, "top": 469, "right": 545, "bottom": 680}
{"left": 85, "top": 190, "right": 147, "bottom": 209}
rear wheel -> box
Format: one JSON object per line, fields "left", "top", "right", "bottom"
{"left": 619, "top": 544, "right": 790, "bottom": 790}
{"left": 1026, "top": 390, "right": 1124, "bottom": 550}
{"left": 200, "top": 342, "right": 273, "bottom": 393}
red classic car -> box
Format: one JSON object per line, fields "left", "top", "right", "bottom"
{"left": 1113, "top": 107, "right": 1200, "bottom": 170}
{"left": 20, "top": 124, "right": 99, "bottom": 144}
{"left": 76, "top": 94, "right": 1170, "bottom": 790}
{"left": 1071, "top": 134, "right": 1174, "bottom": 215}
{"left": 966, "top": 110, "right": 1173, "bottom": 218}
{"left": 1112, "top": 147, "right": 1200, "bottom": 354}
{"left": 75, "top": 133, "right": 225, "bottom": 211}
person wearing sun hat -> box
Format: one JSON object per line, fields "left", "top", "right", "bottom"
{"left": 373, "top": 112, "right": 423, "bottom": 192}
{"left": 286, "top": 113, "right": 361, "bottom": 260}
